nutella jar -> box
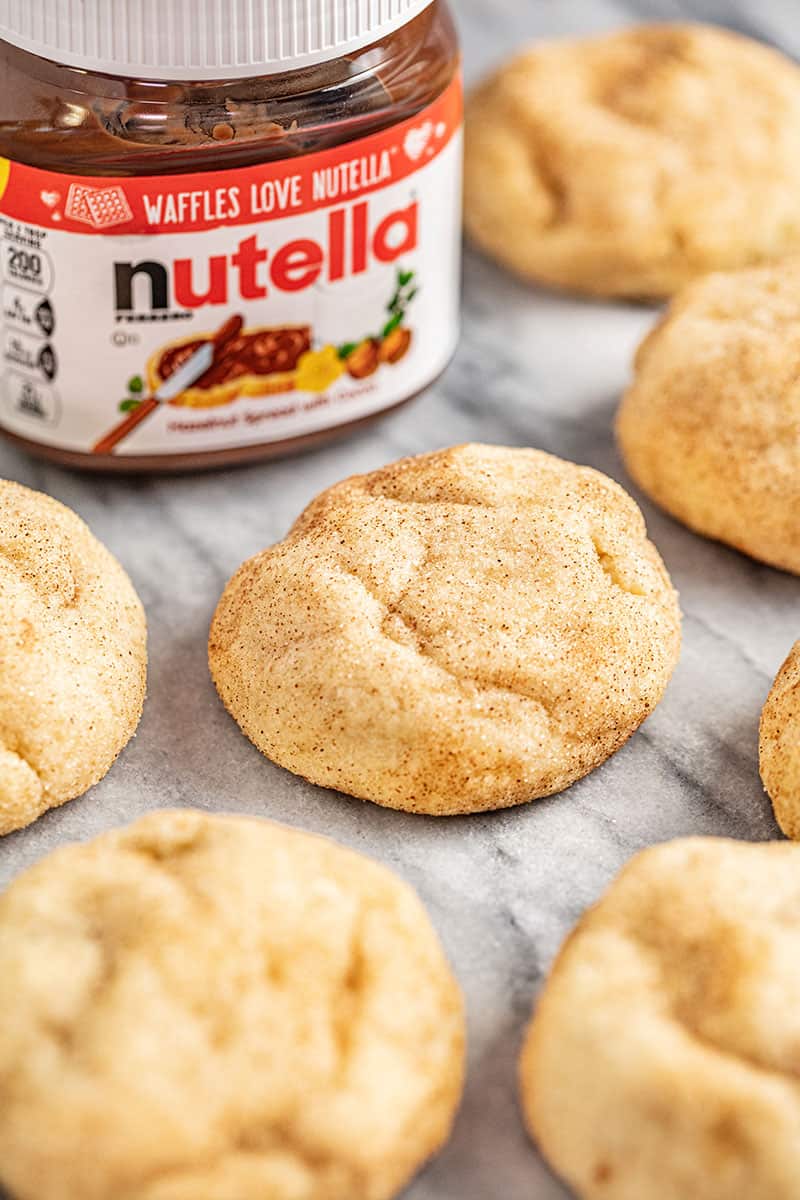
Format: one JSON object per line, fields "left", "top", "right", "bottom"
{"left": 0, "top": 0, "right": 461, "bottom": 471}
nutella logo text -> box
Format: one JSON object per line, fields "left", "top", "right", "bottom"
{"left": 114, "top": 199, "right": 418, "bottom": 314}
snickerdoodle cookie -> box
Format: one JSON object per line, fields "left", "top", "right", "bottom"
{"left": 521, "top": 837, "right": 800, "bottom": 1200}
{"left": 0, "top": 480, "right": 146, "bottom": 835}
{"left": 761, "top": 642, "right": 800, "bottom": 839}
{"left": 209, "top": 444, "right": 681, "bottom": 816}
{"left": 0, "top": 809, "right": 464, "bottom": 1200}
{"left": 465, "top": 24, "right": 800, "bottom": 298}
{"left": 617, "top": 261, "right": 800, "bottom": 573}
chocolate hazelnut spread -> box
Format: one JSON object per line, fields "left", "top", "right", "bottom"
{"left": 0, "top": 0, "right": 461, "bottom": 472}
{"left": 159, "top": 327, "right": 311, "bottom": 391}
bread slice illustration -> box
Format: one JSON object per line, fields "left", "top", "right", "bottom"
{"left": 147, "top": 324, "right": 312, "bottom": 408}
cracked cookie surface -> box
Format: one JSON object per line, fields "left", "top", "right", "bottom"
{"left": 464, "top": 24, "right": 800, "bottom": 298}
{"left": 761, "top": 642, "right": 800, "bottom": 839}
{"left": 617, "top": 260, "right": 800, "bottom": 573}
{"left": 0, "top": 480, "right": 146, "bottom": 835}
{"left": 521, "top": 837, "right": 800, "bottom": 1200}
{"left": 0, "top": 809, "right": 465, "bottom": 1200}
{"left": 209, "top": 444, "right": 680, "bottom": 815}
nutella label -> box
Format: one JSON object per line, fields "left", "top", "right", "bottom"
{"left": 0, "top": 77, "right": 462, "bottom": 458}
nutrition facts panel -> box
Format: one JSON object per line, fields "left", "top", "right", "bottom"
{"left": 1, "top": 219, "right": 59, "bottom": 430}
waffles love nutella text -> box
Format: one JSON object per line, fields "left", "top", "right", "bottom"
{"left": 141, "top": 151, "right": 394, "bottom": 227}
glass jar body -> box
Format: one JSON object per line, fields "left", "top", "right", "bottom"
{"left": 0, "top": 2, "right": 461, "bottom": 472}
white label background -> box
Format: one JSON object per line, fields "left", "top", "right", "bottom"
{"left": 0, "top": 132, "right": 462, "bottom": 456}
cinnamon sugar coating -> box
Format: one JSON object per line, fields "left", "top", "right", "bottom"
{"left": 465, "top": 25, "right": 800, "bottom": 298}
{"left": 760, "top": 642, "right": 800, "bottom": 839}
{"left": 0, "top": 810, "right": 464, "bottom": 1200}
{"left": 522, "top": 838, "right": 800, "bottom": 1199}
{"left": 210, "top": 444, "right": 680, "bottom": 815}
{"left": 0, "top": 480, "right": 146, "bottom": 834}
{"left": 618, "top": 260, "right": 800, "bottom": 573}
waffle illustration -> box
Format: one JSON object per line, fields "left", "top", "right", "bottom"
{"left": 65, "top": 183, "right": 133, "bottom": 229}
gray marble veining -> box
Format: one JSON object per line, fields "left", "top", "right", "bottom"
{"left": 1, "top": 2, "right": 799, "bottom": 1197}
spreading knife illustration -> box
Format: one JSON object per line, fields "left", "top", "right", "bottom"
{"left": 92, "top": 314, "right": 244, "bottom": 456}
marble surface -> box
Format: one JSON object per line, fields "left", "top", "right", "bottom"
{"left": 2, "top": 2, "right": 799, "bottom": 1197}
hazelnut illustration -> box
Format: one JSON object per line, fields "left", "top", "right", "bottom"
{"left": 346, "top": 338, "right": 381, "bottom": 379}
{"left": 380, "top": 327, "right": 413, "bottom": 365}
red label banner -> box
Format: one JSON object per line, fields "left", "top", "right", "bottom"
{"left": 0, "top": 75, "right": 462, "bottom": 237}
